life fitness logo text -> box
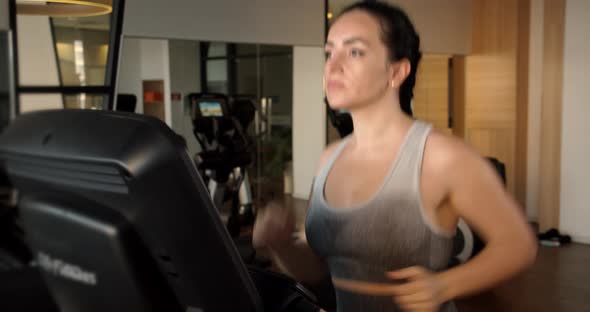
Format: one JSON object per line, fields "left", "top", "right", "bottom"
{"left": 37, "top": 252, "right": 97, "bottom": 286}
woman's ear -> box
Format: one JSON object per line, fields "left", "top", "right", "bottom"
{"left": 389, "top": 58, "right": 411, "bottom": 89}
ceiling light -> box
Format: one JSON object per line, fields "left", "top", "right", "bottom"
{"left": 16, "top": 0, "right": 112, "bottom": 18}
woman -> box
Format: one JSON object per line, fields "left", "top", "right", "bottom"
{"left": 253, "top": 2, "right": 537, "bottom": 311}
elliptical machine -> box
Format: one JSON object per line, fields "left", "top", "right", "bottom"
{"left": 189, "top": 93, "right": 256, "bottom": 237}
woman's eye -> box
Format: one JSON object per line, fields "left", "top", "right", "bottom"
{"left": 324, "top": 51, "right": 332, "bottom": 59}
{"left": 350, "top": 49, "right": 364, "bottom": 58}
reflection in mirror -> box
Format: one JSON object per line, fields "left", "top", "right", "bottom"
{"left": 18, "top": 92, "right": 107, "bottom": 113}
{"left": 16, "top": 12, "right": 112, "bottom": 87}
{"left": 64, "top": 93, "right": 106, "bottom": 109}
{"left": 117, "top": 36, "right": 294, "bottom": 206}
{"left": 18, "top": 93, "right": 62, "bottom": 113}
{"left": 16, "top": 14, "right": 60, "bottom": 86}
{"left": 53, "top": 14, "right": 111, "bottom": 86}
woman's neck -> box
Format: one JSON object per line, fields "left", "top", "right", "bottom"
{"left": 347, "top": 97, "right": 413, "bottom": 151}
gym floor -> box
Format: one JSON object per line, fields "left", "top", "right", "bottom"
{"left": 266, "top": 196, "right": 590, "bottom": 312}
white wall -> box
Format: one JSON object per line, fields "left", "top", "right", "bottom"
{"left": 16, "top": 15, "right": 61, "bottom": 112}
{"left": 526, "top": 0, "right": 544, "bottom": 221}
{"left": 117, "top": 37, "right": 143, "bottom": 113}
{"left": 117, "top": 37, "right": 201, "bottom": 155}
{"left": 168, "top": 39, "right": 201, "bottom": 157}
{"left": 388, "top": 0, "right": 472, "bottom": 55}
{"left": 559, "top": 0, "right": 590, "bottom": 243}
{"left": 292, "top": 46, "right": 325, "bottom": 199}
{"left": 139, "top": 39, "right": 172, "bottom": 126}
{"left": 123, "top": 0, "right": 324, "bottom": 47}
{"left": 117, "top": 38, "right": 172, "bottom": 125}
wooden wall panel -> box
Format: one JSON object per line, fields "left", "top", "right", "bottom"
{"left": 516, "top": 0, "right": 531, "bottom": 212}
{"left": 466, "top": 128, "right": 516, "bottom": 192}
{"left": 413, "top": 54, "right": 451, "bottom": 132}
{"left": 464, "top": 56, "right": 516, "bottom": 129}
{"left": 538, "top": 0, "right": 565, "bottom": 231}
{"left": 467, "top": 128, "right": 515, "bottom": 190}
{"left": 460, "top": 0, "right": 519, "bottom": 196}
{"left": 471, "top": 0, "right": 518, "bottom": 55}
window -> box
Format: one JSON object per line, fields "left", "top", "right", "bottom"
{"left": 12, "top": 0, "right": 124, "bottom": 112}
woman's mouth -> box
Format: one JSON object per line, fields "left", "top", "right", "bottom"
{"left": 327, "top": 80, "right": 345, "bottom": 91}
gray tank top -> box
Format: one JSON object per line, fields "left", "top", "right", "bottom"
{"left": 305, "top": 120, "right": 457, "bottom": 312}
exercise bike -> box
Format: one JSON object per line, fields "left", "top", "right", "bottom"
{"left": 189, "top": 93, "right": 257, "bottom": 238}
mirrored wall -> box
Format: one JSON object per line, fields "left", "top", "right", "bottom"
{"left": 117, "top": 36, "right": 294, "bottom": 206}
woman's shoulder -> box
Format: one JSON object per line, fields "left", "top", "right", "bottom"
{"left": 424, "top": 128, "right": 489, "bottom": 176}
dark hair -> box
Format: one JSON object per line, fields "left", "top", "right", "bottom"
{"left": 339, "top": 1, "right": 422, "bottom": 116}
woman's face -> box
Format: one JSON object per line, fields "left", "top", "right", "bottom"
{"left": 324, "top": 10, "right": 392, "bottom": 110}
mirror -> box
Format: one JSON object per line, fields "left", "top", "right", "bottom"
{"left": 117, "top": 36, "right": 294, "bottom": 208}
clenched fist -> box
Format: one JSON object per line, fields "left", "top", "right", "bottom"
{"left": 252, "top": 200, "right": 296, "bottom": 249}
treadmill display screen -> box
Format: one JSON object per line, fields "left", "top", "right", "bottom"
{"left": 199, "top": 101, "right": 223, "bottom": 117}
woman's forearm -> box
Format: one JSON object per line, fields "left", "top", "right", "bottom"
{"left": 437, "top": 237, "right": 537, "bottom": 302}
{"left": 269, "top": 235, "right": 329, "bottom": 285}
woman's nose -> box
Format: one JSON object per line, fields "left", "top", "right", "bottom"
{"left": 326, "top": 53, "right": 343, "bottom": 73}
